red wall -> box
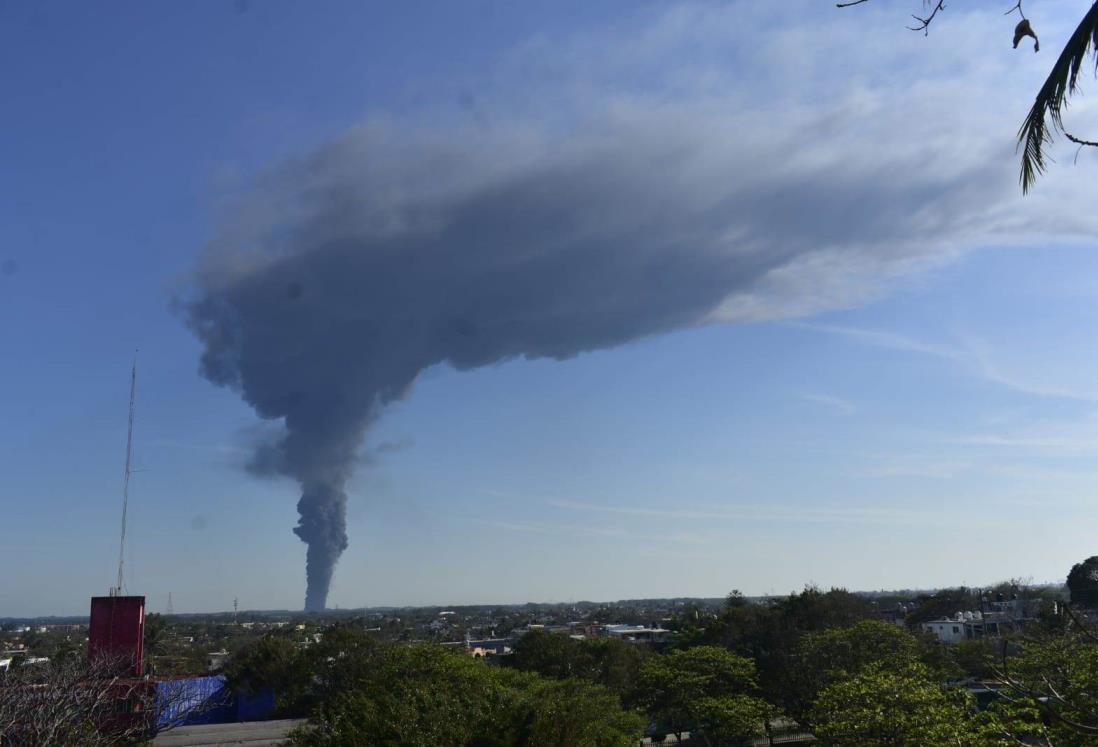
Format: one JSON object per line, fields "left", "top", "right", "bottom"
{"left": 89, "top": 595, "right": 145, "bottom": 676}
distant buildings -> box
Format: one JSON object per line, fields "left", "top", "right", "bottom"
{"left": 922, "top": 612, "right": 986, "bottom": 644}
{"left": 441, "top": 638, "right": 515, "bottom": 661}
{"left": 603, "top": 624, "right": 672, "bottom": 643}
{"left": 920, "top": 595, "right": 1039, "bottom": 644}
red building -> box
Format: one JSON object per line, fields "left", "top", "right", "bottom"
{"left": 88, "top": 595, "right": 145, "bottom": 676}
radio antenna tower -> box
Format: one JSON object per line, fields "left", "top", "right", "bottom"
{"left": 112, "top": 356, "right": 138, "bottom": 596}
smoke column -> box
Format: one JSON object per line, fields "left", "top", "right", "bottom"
{"left": 183, "top": 105, "right": 1006, "bottom": 610}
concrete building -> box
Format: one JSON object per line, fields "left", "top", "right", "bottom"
{"left": 603, "top": 624, "right": 672, "bottom": 643}
{"left": 922, "top": 615, "right": 971, "bottom": 644}
{"left": 922, "top": 610, "right": 1012, "bottom": 644}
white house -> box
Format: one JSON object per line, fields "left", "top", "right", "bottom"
{"left": 921, "top": 611, "right": 1005, "bottom": 644}
{"left": 922, "top": 615, "right": 970, "bottom": 644}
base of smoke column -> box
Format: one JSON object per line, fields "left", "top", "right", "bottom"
{"left": 304, "top": 587, "right": 329, "bottom": 613}
{"left": 297, "top": 489, "right": 346, "bottom": 615}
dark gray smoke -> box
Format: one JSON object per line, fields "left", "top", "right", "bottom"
{"left": 183, "top": 109, "right": 1011, "bottom": 610}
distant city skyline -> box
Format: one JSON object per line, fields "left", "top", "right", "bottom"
{"left": 4, "top": 1, "right": 1098, "bottom": 616}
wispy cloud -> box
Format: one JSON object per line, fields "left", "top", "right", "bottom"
{"left": 549, "top": 499, "right": 933, "bottom": 526}
{"left": 951, "top": 433, "right": 1098, "bottom": 456}
{"left": 792, "top": 321, "right": 959, "bottom": 361}
{"left": 473, "top": 519, "right": 705, "bottom": 545}
{"left": 983, "top": 463, "right": 1098, "bottom": 483}
{"left": 799, "top": 392, "right": 856, "bottom": 415}
{"left": 795, "top": 322, "right": 1098, "bottom": 404}
{"left": 853, "top": 456, "right": 970, "bottom": 479}
{"left": 964, "top": 339, "right": 1098, "bottom": 403}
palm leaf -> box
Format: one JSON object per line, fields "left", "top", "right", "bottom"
{"left": 1018, "top": 2, "right": 1098, "bottom": 192}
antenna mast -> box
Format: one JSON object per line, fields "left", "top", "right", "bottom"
{"left": 113, "top": 357, "right": 138, "bottom": 595}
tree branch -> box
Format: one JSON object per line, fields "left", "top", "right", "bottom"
{"left": 908, "top": 1, "right": 948, "bottom": 35}
{"left": 1065, "top": 130, "right": 1098, "bottom": 148}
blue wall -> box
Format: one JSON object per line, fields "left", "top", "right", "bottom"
{"left": 154, "top": 676, "right": 275, "bottom": 728}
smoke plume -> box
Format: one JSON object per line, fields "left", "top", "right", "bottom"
{"left": 183, "top": 65, "right": 1037, "bottom": 609}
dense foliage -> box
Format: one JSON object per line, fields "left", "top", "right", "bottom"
{"left": 985, "top": 631, "right": 1098, "bottom": 745}
{"left": 508, "top": 629, "right": 647, "bottom": 694}
{"left": 215, "top": 573, "right": 1098, "bottom": 747}
{"left": 227, "top": 626, "right": 643, "bottom": 746}
{"left": 1068, "top": 556, "right": 1098, "bottom": 608}
{"left": 632, "top": 646, "right": 775, "bottom": 745}
{"left": 673, "top": 586, "right": 878, "bottom": 703}
{"left": 810, "top": 662, "right": 981, "bottom": 746}
{"left": 784, "top": 620, "right": 925, "bottom": 721}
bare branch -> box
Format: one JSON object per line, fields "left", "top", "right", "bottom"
{"left": 908, "top": 1, "right": 948, "bottom": 35}
{"left": 1065, "top": 130, "right": 1098, "bottom": 148}
{"left": 0, "top": 652, "right": 228, "bottom": 746}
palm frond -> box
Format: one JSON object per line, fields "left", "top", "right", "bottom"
{"left": 1018, "top": 2, "right": 1098, "bottom": 192}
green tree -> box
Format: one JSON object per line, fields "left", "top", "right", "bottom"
{"left": 509, "top": 631, "right": 647, "bottom": 695}
{"left": 293, "top": 644, "right": 504, "bottom": 747}
{"left": 904, "top": 587, "right": 978, "bottom": 627}
{"left": 785, "top": 620, "right": 922, "bottom": 721}
{"left": 810, "top": 661, "right": 982, "bottom": 746}
{"left": 1068, "top": 556, "right": 1098, "bottom": 607}
{"left": 510, "top": 630, "right": 582, "bottom": 679}
{"left": 224, "top": 634, "right": 309, "bottom": 715}
{"left": 291, "top": 641, "right": 642, "bottom": 747}
{"left": 771, "top": 587, "right": 872, "bottom": 634}
{"left": 676, "top": 586, "right": 874, "bottom": 701}
{"left": 143, "top": 612, "right": 169, "bottom": 672}
{"left": 579, "top": 637, "right": 647, "bottom": 695}
{"left": 302, "top": 623, "right": 386, "bottom": 698}
{"left": 633, "top": 646, "right": 777, "bottom": 746}
{"left": 988, "top": 631, "right": 1098, "bottom": 744}
{"left": 505, "top": 675, "right": 645, "bottom": 747}
{"left": 143, "top": 613, "right": 167, "bottom": 651}
{"left": 949, "top": 638, "right": 998, "bottom": 680}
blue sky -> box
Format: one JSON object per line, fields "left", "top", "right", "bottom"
{"left": 4, "top": 0, "right": 1098, "bottom": 615}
